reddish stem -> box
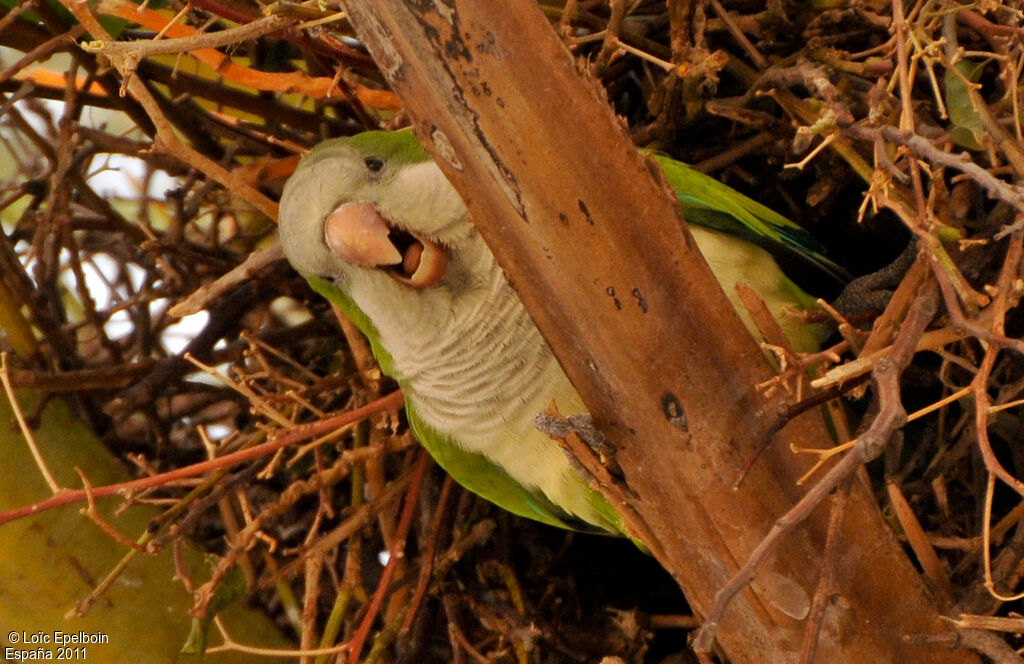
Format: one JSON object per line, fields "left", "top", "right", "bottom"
{"left": 0, "top": 390, "right": 404, "bottom": 527}
{"left": 347, "top": 449, "right": 431, "bottom": 663}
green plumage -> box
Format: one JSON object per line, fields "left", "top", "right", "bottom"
{"left": 280, "top": 130, "right": 840, "bottom": 536}
{"left": 650, "top": 152, "right": 847, "bottom": 287}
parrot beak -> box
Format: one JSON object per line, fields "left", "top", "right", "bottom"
{"left": 323, "top": 201, "right": 448, "bottom": 288}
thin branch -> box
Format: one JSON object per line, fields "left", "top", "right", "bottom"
{"left": 82, "top": 9, "right": 298, "bottom": 59}
{"left": 0, "top": 391, "right": 403, "bottom": 527}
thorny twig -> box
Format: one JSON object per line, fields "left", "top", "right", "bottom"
{"left": 0, "top": 392, "right": 404, "bottom": 527}
{"left": 59, "top": 0, "right": 280, "bottom": 219}
{"left": 846, "top": 124, "right": 1024, "bottom": 230}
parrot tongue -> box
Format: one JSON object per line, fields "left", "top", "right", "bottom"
{"left": 323, "top": 201, "right": 448, "bottom": 288}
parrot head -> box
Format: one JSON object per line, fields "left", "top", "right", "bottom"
{"left": 278, "top": 130, "right": 475, "bottom": 296}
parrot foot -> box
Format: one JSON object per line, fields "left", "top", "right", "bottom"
{"left": 832, "top": 241, "right": 917, "bottom": 317}
{"left": 534, "top": 410, "right": 623, "bottom": 479}
{"left": 534, "top": 412, "right": 613, "bottom": 455}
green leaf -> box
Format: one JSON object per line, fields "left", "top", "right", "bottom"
{"left": 944, "top": 59, "right": 988, "bottom": 151}
{"left": 181, "top": 560, "right": 247, "bottom": 655}
{"left": 0, "top": 391, "right": 292, "bottom": 663}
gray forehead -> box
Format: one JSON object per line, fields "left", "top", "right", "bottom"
{"left": 278, "top": 144, "right": 363, "bottom": 279}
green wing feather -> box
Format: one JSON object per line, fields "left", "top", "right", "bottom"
{"left": 405, "top": 402, "right": 619, "bottom": 534}
{"left": 649, "top": 152, "right": 849, "bottom": 286}
{"left": 307, "top": 278, "right": 622, "bottom": 535}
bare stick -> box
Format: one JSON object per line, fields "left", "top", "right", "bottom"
{"left": 0, "top": 391, "right": 404, "bottom": 527}
{"left": 82, "top": 9, "right": 297, "bottom": 59}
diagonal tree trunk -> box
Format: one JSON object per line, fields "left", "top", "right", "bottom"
{"left": 339, "top": 2, "right": 974, "bottom": 662}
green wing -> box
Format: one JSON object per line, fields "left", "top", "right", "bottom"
{"left": 306, "top": 277, "right": 622, "bottom": 535}
{"left": 649, "top": 152, "right": 848, "bottom": 286}
{"left": 405, "top": 402, "right": 618, "bottom": 534}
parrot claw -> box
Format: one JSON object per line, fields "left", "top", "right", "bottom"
{"left": 534, "top": 411, "right": 620, "bottom": 474}
{"left": 565, "top": 413, "right": 615, "bottom": 458}
{"left": 832, "top": 241, "right": 917, "bottom": 317}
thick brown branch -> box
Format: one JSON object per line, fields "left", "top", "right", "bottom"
{"left": 340, "top": 2, "right": 973, "bottom": 662}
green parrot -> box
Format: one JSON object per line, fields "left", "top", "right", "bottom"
{"left": 277, "top": 130, "right": 842, "bottom": 535}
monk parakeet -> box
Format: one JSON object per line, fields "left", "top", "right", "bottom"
{"left": 278, "top": 130, "right": 842, "bottom": 535}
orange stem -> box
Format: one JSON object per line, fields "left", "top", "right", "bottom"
{"left": 346, "top": 449, "right": 431, "bottom": 663}
{"left": 100, "top": 2, "right": 401, "bottom": 108}
{"left": 0, "top": 390, "right": 404, "bottom": 527}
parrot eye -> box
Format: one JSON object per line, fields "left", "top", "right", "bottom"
{"left": 364, "top": 157, "right": 385, "bottom": 173}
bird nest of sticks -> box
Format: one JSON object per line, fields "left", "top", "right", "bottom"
{"left": 1, "top": 1, "right": 1023, "bottom": 663}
